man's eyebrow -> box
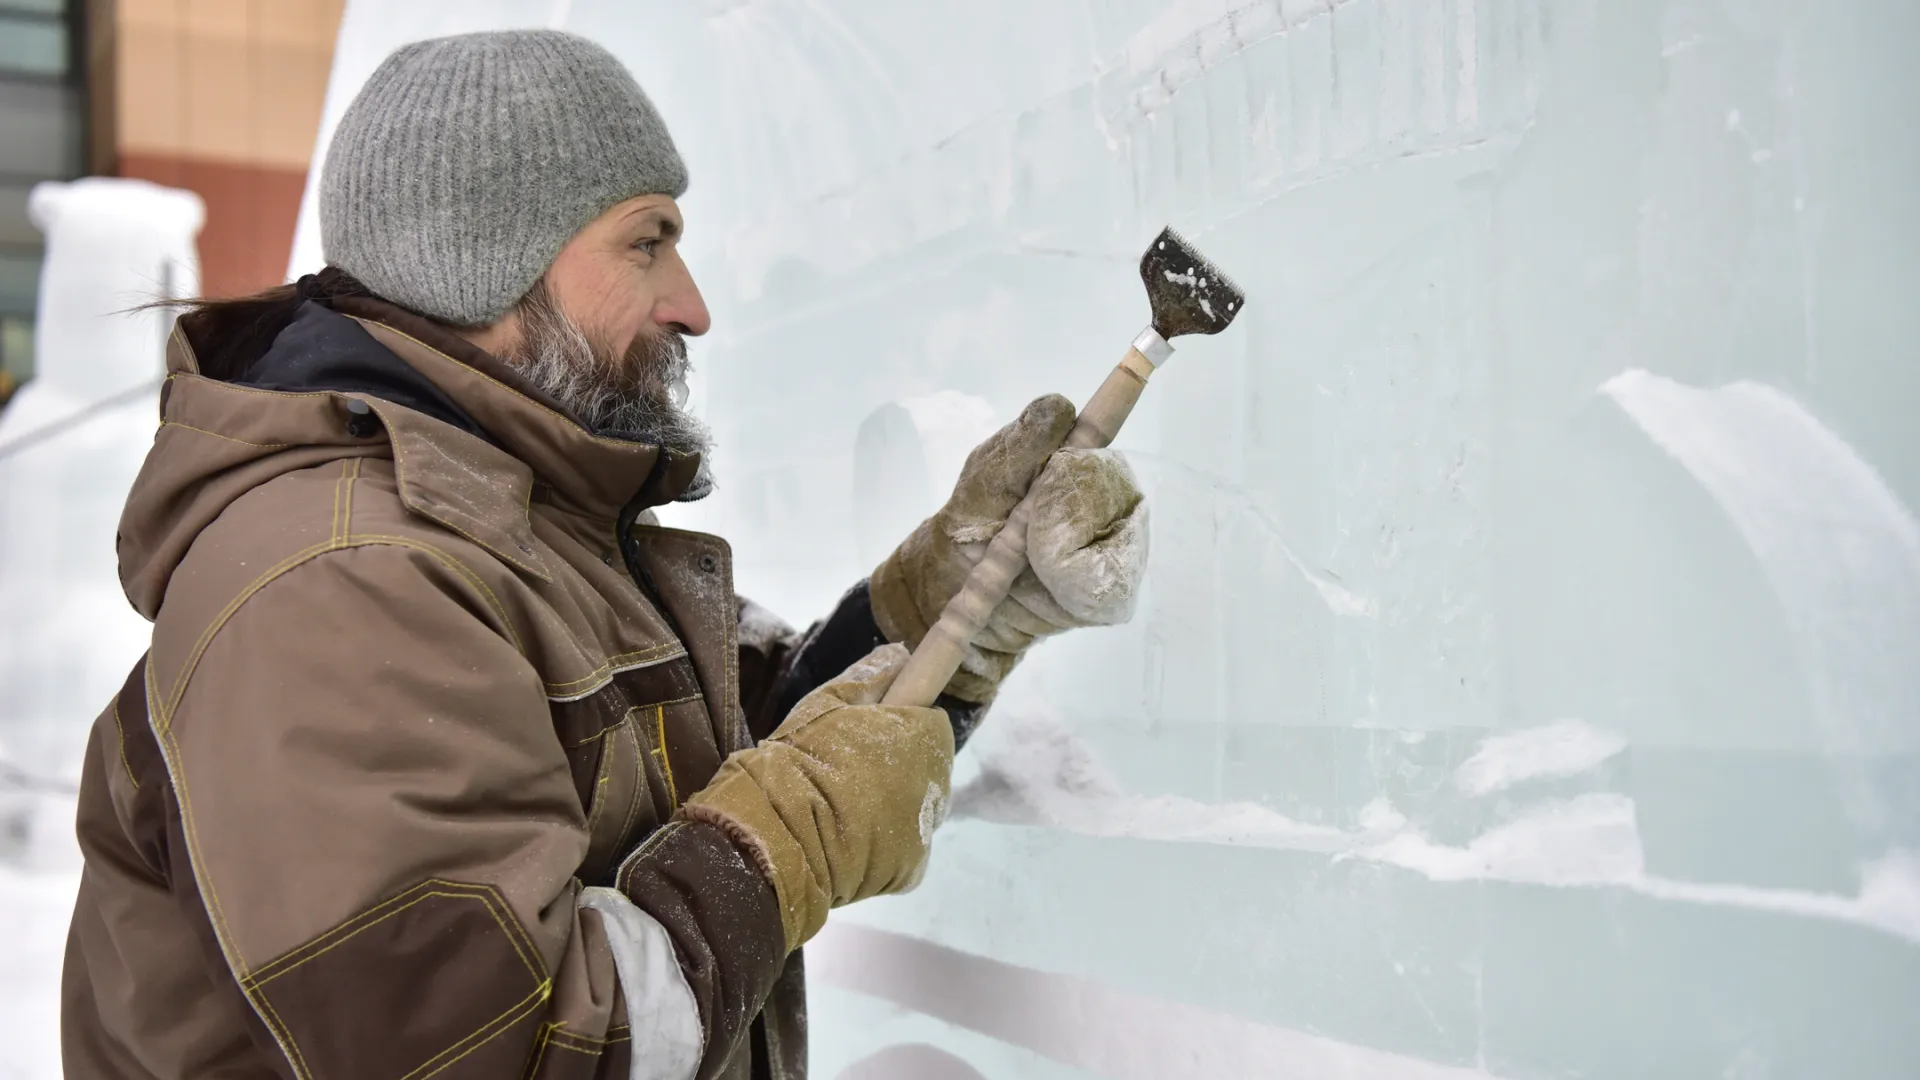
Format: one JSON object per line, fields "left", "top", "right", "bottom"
{"left": 631, "top": 209, "right": 682, "bottom": 240}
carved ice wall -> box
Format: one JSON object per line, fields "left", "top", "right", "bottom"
{"left": 293, "top": 3, "right": 1920, "bottom": 1075}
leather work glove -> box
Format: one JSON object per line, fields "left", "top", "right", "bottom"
{"left": 679, "top": 644, "right": 954, "bottom": 953}
{"left": 869, "top": 394, "right": 1149, "bottom": 703}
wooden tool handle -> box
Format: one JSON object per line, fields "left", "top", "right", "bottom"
{"left": 882, "top": 345, "right": 1159, "bottom": 708}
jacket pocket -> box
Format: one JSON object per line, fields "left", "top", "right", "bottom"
{"left": 578, "top": 709, "right": 651, "bottom": 883}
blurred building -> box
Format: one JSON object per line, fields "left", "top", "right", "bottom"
{"left": 0, "top": 0, "right": 342, "bottom": 406}
{"left": 0, "top": 0, "right": 84, "bottom": 405}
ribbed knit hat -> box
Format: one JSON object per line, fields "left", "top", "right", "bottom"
{"left": 319, "top": 30, "right": 687, "bottom": 327}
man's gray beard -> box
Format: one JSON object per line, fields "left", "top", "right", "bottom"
{"left": 506, "top": 279, "right": 715, "bottom": 501}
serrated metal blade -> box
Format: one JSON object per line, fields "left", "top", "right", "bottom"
{"left": 1139, "top": 226, "right": 1246, "bottom": 340}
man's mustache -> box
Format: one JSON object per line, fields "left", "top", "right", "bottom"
{"left": 616, "top": 327, "right": 690, "bottom": 398}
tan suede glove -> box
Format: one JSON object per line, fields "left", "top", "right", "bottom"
{"left": 679, "top": 644, "right": 954, "bottom": 953}
{"left": 869, "top": 394, "right": 1149, "bottom": 702}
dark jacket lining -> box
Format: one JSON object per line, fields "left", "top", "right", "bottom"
{"left": 238, "top": 301, "right": 495, "bottom": 444}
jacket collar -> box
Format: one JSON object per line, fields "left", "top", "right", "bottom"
{"left": 163, "top": 298, "right": 702, "bottom": 575}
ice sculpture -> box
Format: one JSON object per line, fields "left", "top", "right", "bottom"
{"left": 0, "top": 179, "right": 199, "bottom": 1078}
{"left": 0, "top": 178, "right": 203, "bottom": 820}
{"left": 275, "top": 2, "right": 1920, "bottom": 1076}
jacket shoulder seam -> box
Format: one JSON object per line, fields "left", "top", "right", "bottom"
{"left": 157, "top": 533, "right": 526, "bottom": 729}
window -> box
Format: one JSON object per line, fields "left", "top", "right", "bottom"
{"left": 0, "top": 0, "right": 70, "bottom": 400}
{"left": 0, "top": 0, "right": 67, "bottom": 79}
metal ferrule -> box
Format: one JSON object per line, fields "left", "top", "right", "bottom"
{"left": 1132, "top": 326, "right": 1175, "bottom": 367}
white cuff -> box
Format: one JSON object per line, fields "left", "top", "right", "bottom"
{"left": 579, "top": 886, "right": 705, "bottom": 1080}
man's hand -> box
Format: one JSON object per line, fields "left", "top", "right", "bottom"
{"left": 869, "top": 394, "right": 1149, "bottom": 702}
{"left": 679, "top": 644, "right": 954, "bottom": 952}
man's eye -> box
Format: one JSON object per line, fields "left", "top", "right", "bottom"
{"left": 634, "top": 238, "right": 661, "bottom": 257}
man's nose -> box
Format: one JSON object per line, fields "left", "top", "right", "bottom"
{"left": 655, "top": 256, "right": 711, "bottom": 337}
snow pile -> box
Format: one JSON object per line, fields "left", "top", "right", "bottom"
{"left": 1852, "top": 850, "right": 1920, "bottom": 942}
{"left": 954, "top": 712, "right": 1920, "bottom": 944}
{"left": 951, "top": 712, "right": 1348, "bottom": 851}
{"left": 1453, "top": 718, "right": 1626, "bottom": 796}
{"left": 1362, "top": 793, "right": 1645, "bottom": 885}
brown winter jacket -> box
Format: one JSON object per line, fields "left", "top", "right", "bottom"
{"left": 61, "top": 297, "right": 901, "bottom": 1080}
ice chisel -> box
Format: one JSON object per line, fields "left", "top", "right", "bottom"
{"left": 882, "top": 226, "right": 1247, "bottom": 708}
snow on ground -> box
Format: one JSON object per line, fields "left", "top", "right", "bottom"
{"left": 0, "top": 793, "right": 81, "bottom": 1079}
{"left": 0, "top": 863, "right": 77, "bottom": 1080}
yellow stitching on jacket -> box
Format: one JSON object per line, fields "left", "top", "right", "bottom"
{"left": 548, "top": 1028, "right": 622, "bottom": 1051}
{"left": 520, "top": 1023, "right": 557, "bottom": 1079}
{"left": 331, "top": 461, "right": 349, "bottom": 542}
{"left": 150, "top": 534, "right": 536, "bottom": 1078}
{"left": 163, "top": 539, "right": 337, "bottom": 723}
{"left": 249, "top": 993, "right": 307, "bottom": 1079}
{"left": 147, "top": 659, "right": 314, "bottom": 1078}
{"left": 245, "top": 881, "right": 545, "bottom": 987}
{"left": 401, "top": 980, "right": 554, "bottom": 1080}
{"left": 567, "top": 725, "right": 620, "bottom": 750}
{"left": 329, "top": 467, "right": 342, "bottom": 545}
{"left": 617, "top": 820, "right": 683, "bottom": 886}
{"left": 161, "top": 533, "right": 527, "bottom": 723}
{"left": 565, "top": 694, "right": 700, "bottom": 748}
{"left": 109, "top": 697, "right": 139, "bottom": 791}
{"left": 543, "top": 645, "right": 684, "bottom": 701}
{"left": 650, "top": 704, "right": 679, "bottom": 808}
{"left": 516, "top": 1022, "right": 630, "bottom": 1078}
{"left": 242, "top": 881, "right": 552, "bottom": 1080}
{"left": 343, "top": 458, "right": 362, "bottom": 536}
{"left": 345, "top": 535, "right": 528, "bottom": 656}
{"left": 139, "top": 401, "right": 587, "bottom": 1080}
{"left": 156, "top": 532, "right": 534, "bottom": 901}
{"left": 159, "top": 421, "right": 294, "bottom": 450}
{"left": 613, "top": 715, "right": 651, "bottom": 860}
{"left": 141, "top": 465, "right": 737, "bottom": 1076}
{"left": 580, "top": 736, "right": 619, "bottom": 846}
{"left": 245, "top": 890, "right": 537, "bottom": 988}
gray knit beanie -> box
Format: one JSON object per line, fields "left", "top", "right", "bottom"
{"left": 319, "top": 29, "right": 687, "bottom": 326}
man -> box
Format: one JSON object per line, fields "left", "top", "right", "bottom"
{"left": 60, "top": 28, "right": 1147, "bottom": 1080}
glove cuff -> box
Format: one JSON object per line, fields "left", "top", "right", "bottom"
{"left": 680, "top": 753, "right": 831, "bottom": 954}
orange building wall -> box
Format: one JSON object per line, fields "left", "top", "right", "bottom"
{"left": 107, "top": 0, "right": 344, "bottom": 298}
